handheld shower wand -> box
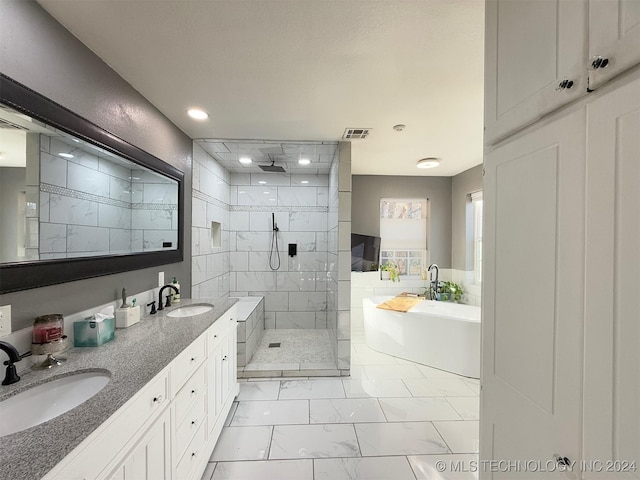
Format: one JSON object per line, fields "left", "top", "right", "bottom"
{"left": 269, "top": 213, "right": 281, "bottom": 270}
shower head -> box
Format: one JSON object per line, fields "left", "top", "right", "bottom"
{"left": 259, "top": 160, "right": 286, "bottom": 173}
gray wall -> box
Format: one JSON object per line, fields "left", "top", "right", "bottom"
{"left": 0, "top": 0, "right": 193, "bottom": 331}
{"left": 351, "top": 175, "right": 452, "bottom": 268}
{"left": 451, "top": 165, "right": 483, "bottom": 271}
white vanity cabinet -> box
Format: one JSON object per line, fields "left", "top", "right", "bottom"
{"left": 42, "top": 304, "right": 238, "bottom": 480}
{"left": 484, "top": 0, "right": 587, "bottom": 143}
{"left": 44, "top": 369, "right": 170, "bottom": 480}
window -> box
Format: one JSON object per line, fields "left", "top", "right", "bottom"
{"left": 379, "top": 198, "right": 429, "bottom": 276}
{"left": 471, "top": 191, "right": 483, "bottom": 284}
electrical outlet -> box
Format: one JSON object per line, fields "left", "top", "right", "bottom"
{"left": 158, "top": 271, "right": 164, "bottom": 287}
{"left": 0, "top": 305, "right": 11, "bottom": 337}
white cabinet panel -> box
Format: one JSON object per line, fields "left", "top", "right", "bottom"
{"left": 104, "top": 408, "right": 171, "bottom": 480}
{"left": 583, "top": 75, "right": 640, "bottom": 479}
{"left": 481, "top": 109, "right": 586, "bottom": 477}
{"left": 589, "top": 0, "right": 640, "bottom": 89}
{"left": 484, "top": 0, "right": 587, "bottom": 144}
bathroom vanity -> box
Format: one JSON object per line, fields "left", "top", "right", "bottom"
{"left": 0, "top": 298, "right": 238, "bottom": 480}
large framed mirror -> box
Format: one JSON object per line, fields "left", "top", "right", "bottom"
{"left": 0, "top": 74, "right": 184, "bottom": 293}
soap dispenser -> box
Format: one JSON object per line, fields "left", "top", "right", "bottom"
{"left": 172, "top": 277, "right": 181, "bottom": 303}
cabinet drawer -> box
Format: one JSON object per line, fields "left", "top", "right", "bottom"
{"left": 207, "top": 314, "right": 234, "bottom": 354}
{"left": 175, "top": 422, "right": 207, "bottom": 480}
{"left": 171, "top": 334, "right": 206, "bottom": 394}
{"left": 175, "top": 393, "right": 206, "bottom": 459}
{"left": 174, "top": 363, "right": 206, "bottom": 426}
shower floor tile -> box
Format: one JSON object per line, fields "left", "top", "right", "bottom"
{"left": 248, "top": 329, "right": 335, "bottom": 365}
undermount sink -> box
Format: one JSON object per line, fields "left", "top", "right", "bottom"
{"left": 166, "top": 303, "right": 214, "bottom": 318}
{"left": 0, "top": 371, "right": 111, "bottom": 437}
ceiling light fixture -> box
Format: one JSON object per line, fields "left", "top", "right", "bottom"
{"left": 187, "top": 108, "right": 209, "bottom": 120}
{"left": 59, "top": 153, "right": 74, "bottom": 158}
{"left": 417, "top": 157, "right": 440, "bottom": 169}
{"left": 258, "top": 181, "right": 267, "bottom": 184}
{"left": 298, "top": 158, "right": 311, "bottom": 165}
{"left": 239, "top": 157, "right": 252, "bottom": 164}
{"left": 393, "top": 124, "right": 406, "bottom": 131}
{"left": 301, "top": 180, "right": 309, "bottom": 184}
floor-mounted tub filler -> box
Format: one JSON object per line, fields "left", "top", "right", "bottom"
{"left": 363, "top": 296, "right": 481, "bottom": 378}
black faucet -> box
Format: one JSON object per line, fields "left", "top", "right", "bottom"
{"left": 0, "top": 341, "right": 22, "bottom": 385}
{"left": 428, "top": 263, "right": 439, "bottom": 300}
{"left": 157, "top": 284, "right": 179, "bottom": 311}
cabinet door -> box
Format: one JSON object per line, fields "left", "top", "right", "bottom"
{"left": 104, "top": 408, "right": 171, "bottom": 480}
{"left": 207, "top": 342, "right": 223, "bottom": 433}
{"left": 583, "top": 76, "right": 640, "bottom": 479}
{"left": 588, "top": 0, "right": 640, "bottom": 89}
{"left": 481, "top": 108, "right": 586, "bottom": 477}
{"left": 484, "top": 0, "right": 587, "bottom": 144}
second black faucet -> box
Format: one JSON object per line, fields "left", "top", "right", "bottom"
{"left": 157, "top": 284, "right": 179, "bottom": 311}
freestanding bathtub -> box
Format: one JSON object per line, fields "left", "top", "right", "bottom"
{"left": 363, "top": 296, "right": 481, "bottom": 378}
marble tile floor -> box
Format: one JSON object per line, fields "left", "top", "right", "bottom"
{"left": 239, "top": 329, "right": 338, "bottom": 378}
{"left": 205, "top": 341, "right": 480, "bottom": 479}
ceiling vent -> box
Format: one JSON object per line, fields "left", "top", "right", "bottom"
{"left": 0, "top": 117, "right": 28, "bottom": 130}
{"left": 342, "top": 128, "right": 371, "bottom": 140}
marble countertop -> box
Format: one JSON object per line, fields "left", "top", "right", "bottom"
{"left": 0, "top": 297, "right": 238, "bottom": 480}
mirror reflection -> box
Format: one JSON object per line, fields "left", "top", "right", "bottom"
{"left": 0, "top": 104, "right": 179, "bottom": 264}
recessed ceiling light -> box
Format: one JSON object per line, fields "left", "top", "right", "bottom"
{"left": 187, "top": 108, "right": 209, "bottom": 120}
{"left": 239, "top": 157, "right": 252, "bottom": 164}
{"left": 298, "top": 158, "right": 311, "bottom": 165}
{"left": 301, "top": 180, "right": 309, "bottom": 184}
{"left": 59, "top": 153, "right": 74, "bottom": 158}
{"left": 258, "top": 181, "right": 267, "bottom": 184}
{"left": 417, "top": 157, "right": 440, "bottom": 169}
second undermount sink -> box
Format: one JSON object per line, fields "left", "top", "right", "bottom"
{"left": 0, "top": 370, "right": 111, "bottom": 437}
{"left": 166, "top": 303, "right": 214, "bottom": 318}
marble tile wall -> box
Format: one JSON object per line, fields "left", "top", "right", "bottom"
{"left": 39, "top": 135, "right": 178, "bottom": 259}
{"left": 236, "top": 297, "right": 265, "bottom": 367}
{"left": 331, "top": 142, "right": 352, "bottom": 374}
{"left": 228, "top": 171, "right": 330, "bottom": 330}
{"left": 191, "top": 142, "right": 231, "bottom": 300}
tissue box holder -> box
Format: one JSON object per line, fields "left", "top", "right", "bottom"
{"left": 74, "top": 317, "right": 115, "bottom": 347}
{"left": 116, "top": 305, "right": 140, "bottom": 329}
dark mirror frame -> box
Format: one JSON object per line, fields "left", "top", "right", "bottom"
{"left": 0, "top": 74, "right": 184, "bottom": 294}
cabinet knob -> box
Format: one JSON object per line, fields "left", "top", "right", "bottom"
{"left": 223, "top": 355, "right": 227, "bottom": 361}
{"left": 191, "top": 419, "right": 197, "bottom": 426}
{"left": 214, "top": 334, "right": 217, "bottom": 338}
{"left": 553, "top": 454, "right": 571, "bottom": 466}
{"left": 591, "top": 56, "right": 610, "bottom": 69}
{"left": 153, "top": 395, "right": 164, "bottom": 404}
{"left": 191, "top": 451, "right": 199, "bottom": 458}
{"left": 191, "top": 388, "right": 198, "bottom": 395}
{"left": 557, "top": 79, "right": 574, "bottom": 90}
{"left": 190, "top": 356, "right": 197, "bottom": 362}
